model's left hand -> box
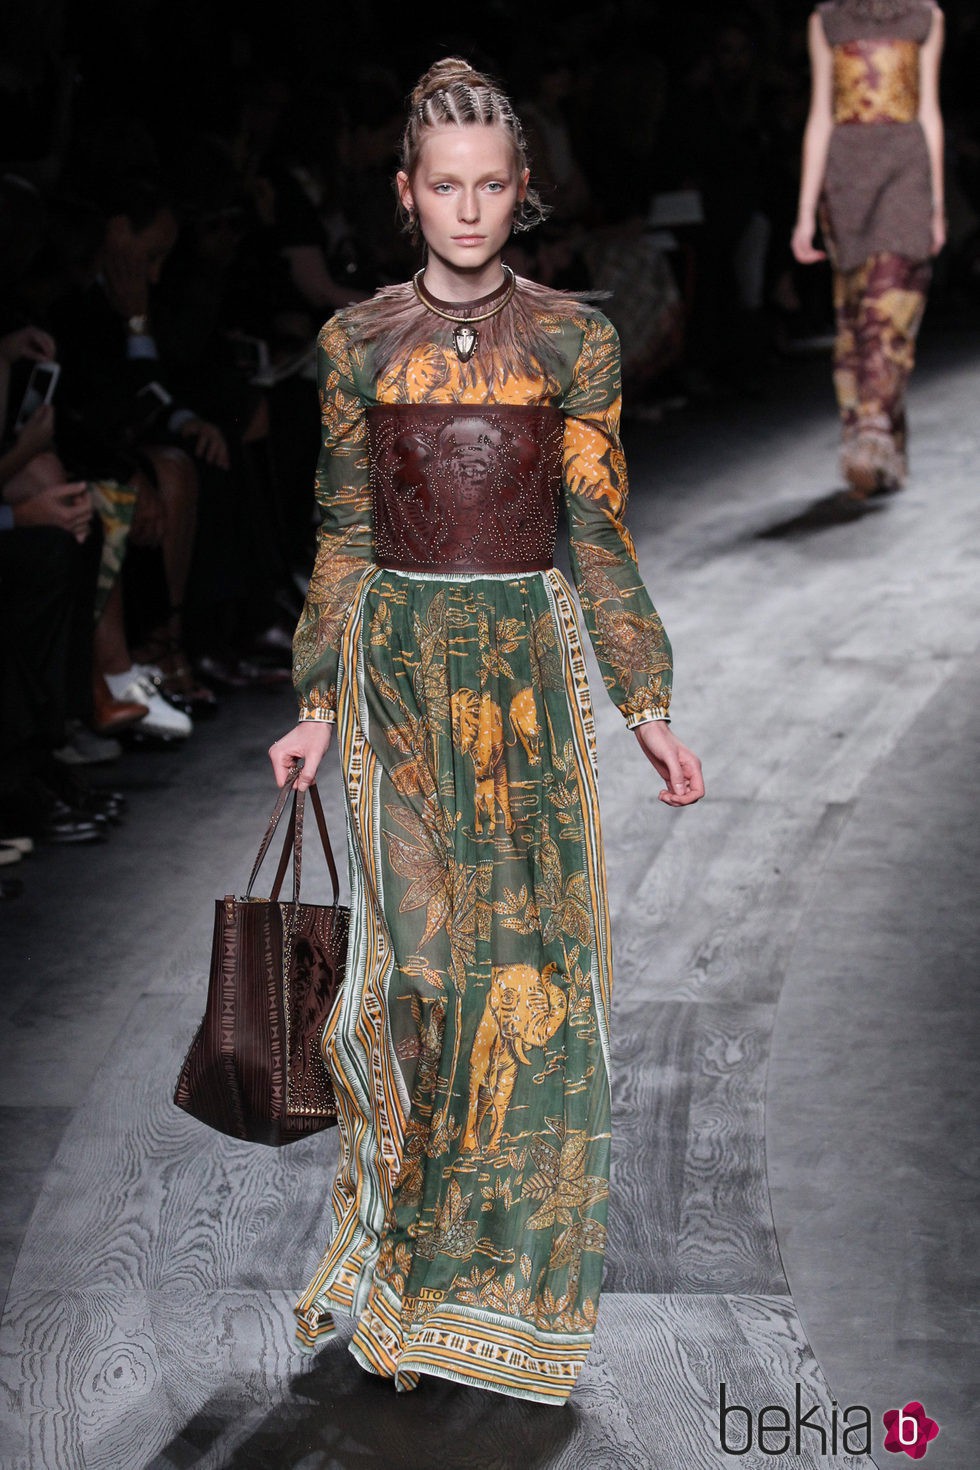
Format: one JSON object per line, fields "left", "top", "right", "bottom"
{"left": 633, "top": 721, "right": 705, "bottom": 807}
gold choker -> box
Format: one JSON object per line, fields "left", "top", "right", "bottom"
{"left": 412, "top": 266, "right": 517, "bottom": 361}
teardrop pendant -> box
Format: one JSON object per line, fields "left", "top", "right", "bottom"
{"left": 453, "top": 325, "right": 478, "bottom": 361}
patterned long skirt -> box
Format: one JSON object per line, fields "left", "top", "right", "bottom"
{"left": 831, "top": 251, "right": 931, "bottom": 492}
{"left": 294, "top": 567, "right": 614, "bottom": 1404}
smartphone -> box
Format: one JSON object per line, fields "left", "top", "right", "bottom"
{"left": 136, "top": 380, "right": 173, "bottom": 412}
{"left": 14, "top": 360, "right": 60, "bottom": 432}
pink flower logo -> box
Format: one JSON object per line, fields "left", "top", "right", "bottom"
{"left": 883, "top": 1402, "right": 940, "bottom": 1458}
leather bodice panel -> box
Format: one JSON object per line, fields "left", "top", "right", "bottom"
{"left": 367, "top": 403, "right": 564, "bottom": 574}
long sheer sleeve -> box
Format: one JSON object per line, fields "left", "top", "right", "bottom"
{"left": 561, "top": 313, "right": 673, "bottom": 726}
{"left": 292, "top": 317, "right": 375, "bottom": 722}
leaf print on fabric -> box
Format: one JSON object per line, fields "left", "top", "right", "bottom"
{"left": 537, "top": 827, "right": 593, "bottom": 950}
{"left": 292, "top": 322, "right": 375, "bottom": 719}
{"left": 369, "top": 663, "right": 438, "bottom": 799}
{"left": 376, "top": 1238, "right": 414, "bottom": 1295}
{"left": 529, "top": 609, "right": 564, "bottom": 696}
{"left": 492, "top": 884, "right": 542, "bottom": 936}
{"left": 573, "top": 538, "right": 638, "bottom": 603}
{"left": 393, "top": 1119, "right": 427, "bottom": 1210}
{"left": 412, "top": 589, "right": 453, "bottom": 736}
{"left": 383, "top": 820, "right": 451, "bottom": 948}
{"left": 524, "top": 1122, "right": 608, "bottom": 1327}
{"left": 450, "top": 1253, "right": 535, "bottom": 1315}
{"left": 412, "top": 1179, "right": 480, "bottom": 1260}
{"left": 543, "top": 740, "right": 585, "bottom": 839}
{"left": 560, "top": 314, "right": 673, "bottom": 722}
{"left": 524, "top": 1124, "right": 608, "bottom": 1232}
{"left": 480, "top": 1174, "right": 519, "bottom": 1212}
{"left": 600, "top": 609, "right": 672, "bottom": 690}
{"left": 478, "top": 610, "right": 525, "bottom": 683}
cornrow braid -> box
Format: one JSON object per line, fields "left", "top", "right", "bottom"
{"left": 397, "top": 56, "right": 548, "bottom": 238}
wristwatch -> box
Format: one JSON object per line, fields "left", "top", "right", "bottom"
{"left": 127, "top": 313, "right": 150, "bottom": 334}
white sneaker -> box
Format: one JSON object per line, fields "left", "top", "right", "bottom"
{"left": 104, "top": 669, "right": 193, "bottom": 739}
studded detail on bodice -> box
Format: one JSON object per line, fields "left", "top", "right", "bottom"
{"left": 367, "top": 404, "right": 564, "bottom": 575}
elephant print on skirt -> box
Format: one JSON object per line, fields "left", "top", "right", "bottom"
{"left": 462, "top": 963, "right": 568, "bottom": 1155}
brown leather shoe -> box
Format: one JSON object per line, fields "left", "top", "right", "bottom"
{"left": 92, "top": 674, "right": 148, "bottom": 733}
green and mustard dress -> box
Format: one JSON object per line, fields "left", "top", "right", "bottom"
{"left": 291, "top": 274, "right": 672, "bottom": 1403}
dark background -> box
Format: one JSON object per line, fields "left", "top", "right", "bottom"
{"left": 1, "top": 0, "right": 979, "bottom": 684}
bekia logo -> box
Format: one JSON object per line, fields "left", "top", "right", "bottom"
{"left": 718, "top": 1384, "right": 941, "bottom": 1458}
{"left": 718, "top": 1382, "right": 871, "bottom": 1456}
{"left": 882, "top": 1401, "right": 940, "bottom": 1459}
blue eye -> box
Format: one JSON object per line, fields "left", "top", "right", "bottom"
{"left": 434, "top": 183, "right": 454, "bottom": 194}
{"left": 485, "top": 182, "right": 504, "bottom": 193}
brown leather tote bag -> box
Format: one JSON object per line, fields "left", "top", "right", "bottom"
{"left": 174, "top": 773, "right": 348, "bottom": 1145}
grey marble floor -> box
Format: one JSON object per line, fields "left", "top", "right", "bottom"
{"left": 1, "top": 333, "right": 977, "bottom": 1469}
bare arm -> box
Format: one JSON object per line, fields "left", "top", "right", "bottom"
{"left": 792, "top": 11, "right": 835, "bottom": 264}
{"left": 919, "top": 5, "right": 946, "bottom": 254}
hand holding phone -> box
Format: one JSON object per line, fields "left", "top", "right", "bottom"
{"left": 13, "top": 402, "right": 56, "bottom": 457}
{"left": 0, "top": 326, "right": 57, "bottom": 366}
{"left": 14, "top": 360, "right": 60, "bottom": 433}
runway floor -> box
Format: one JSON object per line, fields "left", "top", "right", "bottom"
{"left": 1, "top": 328, "right": 977, "bottom": 1470}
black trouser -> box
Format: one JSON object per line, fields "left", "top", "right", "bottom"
{"left": 0, "top": 523, "right": 101, "bottom": 795}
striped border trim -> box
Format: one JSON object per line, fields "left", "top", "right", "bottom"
{"left": 544, "top": 569, "right": 614, "bottom": 1076}
{"left": 293, "top": 567, "right": 408, "bottom": 1338}
{"left": 349, "top": 1283, "right": 590, "bottom": 1403}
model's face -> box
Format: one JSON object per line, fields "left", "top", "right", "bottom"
{"left": 397, "top": 123, "right": 528, "bottom": 276}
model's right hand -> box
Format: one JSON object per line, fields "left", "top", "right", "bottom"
{"left": 269, "top": 721, "right": 333, "bottom": 789}
{"left": 791, "top": 220, "right": 826, "bottom": 265}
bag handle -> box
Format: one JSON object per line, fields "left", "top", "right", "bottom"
{"left": 245, "top": 763, "right": 341, "bottom": 908}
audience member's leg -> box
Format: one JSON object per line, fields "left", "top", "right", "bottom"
{"left": 133, "top": 446, "right": 216, "bottom": 711}
{"left": 0, "top": 527, "right": 106, "bottom": 843}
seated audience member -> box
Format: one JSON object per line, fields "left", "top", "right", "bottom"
{"left": 0, "top": 325, "right": 193, "bottom": 743}
{"left": 0, "top": 468, "right": 126, "bottom": 850}
{"left": 48, "top": 177, "right": 224, "bottom": 714}
{"left": 149, "top": 141, "right": 303, "bottom": 667}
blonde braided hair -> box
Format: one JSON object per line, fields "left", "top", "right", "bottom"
{"left": 397, "top": 57, "right": 547, "bottom": 238}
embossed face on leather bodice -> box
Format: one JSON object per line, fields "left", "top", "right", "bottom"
{"left": 437, "top": 419, "right": 504, "bottom": 509}
{"left": 367, "top": 403, "right": 565, "bottom": 574}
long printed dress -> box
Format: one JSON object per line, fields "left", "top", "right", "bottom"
{"left": 817, "top": 0, "right": 938, "bottom": 488}
{"left": 290, "top": 289, "right": 672, "bottom": 1404}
